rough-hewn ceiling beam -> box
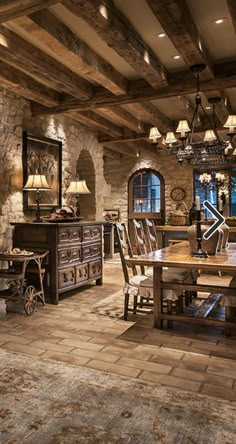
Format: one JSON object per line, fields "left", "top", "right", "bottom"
{"left": 0, "top": 60, "right": 60, "bottom": 106}
{"left": 99, "top": 131, "right": 149, "bottom": 145}
{"left": 0, "top": 25, "right": 93, "bottom": 99}
{"left": 204, "top": 91, "right": 229, "bottom": 126}
{"left": 227, "top": 0, "right": 236, "bottom": 33}
{"left": 103, "top": 148, "right": 121, "bottom": 159}
{"left": 0, "top": 0, "right": 60, "bottom": 23}
{"left": 146, "top": 0, "right": 213, "bottom": 80}
{"left": 67, "top": 111, "right": 122, "bottom": 137}
{"left": 95, "top": 107, "right": 145, "bottom": 133}
{"left": 63, "top": 0, "right": 167, "bottom": 88}
{"left": 102, "top": 141, "right": 137, "bottom": 158}
{"left": 13, "top": 10, "right": 127, "bottom": 95}
{"left": 31, "top": 61, "right": 236, "bottom": 114}
{"left": 125, "top": 102, "right": 172, "bottom": 133}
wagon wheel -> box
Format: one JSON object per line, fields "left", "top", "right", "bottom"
{"left": 24, "top": 285, "right": 37, "bottom": 316}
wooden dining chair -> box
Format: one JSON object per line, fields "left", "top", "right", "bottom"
{"left": 143, "top": 218, "right": 159, "bottom": 252}
{"left": 115, "top": 222, "right": 153, "bottom": 320}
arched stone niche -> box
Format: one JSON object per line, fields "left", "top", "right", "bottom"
{"left": 76, "top": 149, "right": 96, "bottom": 220}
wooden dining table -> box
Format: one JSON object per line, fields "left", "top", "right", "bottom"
{"left": 127, "top": 241, "right": 236, "bottom": 333}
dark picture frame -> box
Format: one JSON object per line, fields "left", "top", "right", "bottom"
{"left": 22, "top": 131, "right": 62, "bottom": 210}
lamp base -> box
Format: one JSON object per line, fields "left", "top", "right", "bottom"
{"left": 192, "top": 249, "right": 208, "bottom": 258}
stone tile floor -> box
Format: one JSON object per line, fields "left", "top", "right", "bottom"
{"left": 1, "top": 258, "right": 236, "bottom": 402}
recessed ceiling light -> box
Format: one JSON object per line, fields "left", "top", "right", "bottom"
{"left": 173, "top": 55, "right": 181, "bottom": 59}
{"left": 213, "top": 17, "right": 228, "bottom": 24}
{"left": 158, "top": 32, "right": 166, "bottom": 38}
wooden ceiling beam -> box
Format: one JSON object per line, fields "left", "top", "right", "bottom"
{"left": 125, "top": 101, "right": 172, "bottom": 133}
{"left": 227, "top": 1, "right": 236, "bottom": 33}
{"left": 204, "top": 91, "right": 229, "bottom": 126}
{"left": 95, "top": 107, "right": 146, "bottom": 133}
{"left": 0, "top": 0, "right": 61, "bottom": 23}
{"left": 146, "top": 0, "right": 213, "bottom": 81}
{"left": 102, "top": 142, "right": 137, "bottom": 158}
{"left": 103, "top": 148, "right": 121, "bottom": 159}
{"left": 13, "top": 10, "right": 127, "bottom": 95}
{"left": 99, "top": 131, "right": 149, "bottom": 145}
{"left": 0, "top": 25, "right": 93, "bottom": 99}
{"left": 63, "top": 0, "right": 167, "bottom": 88}
{"left": 32, "top": 61, "right": 236, "bottom": 114}
{"left": 0, "top": 60, "right": 60, "bottom": 106}
{"left": 67, "top": 111, "right": 122, "bottom": 137}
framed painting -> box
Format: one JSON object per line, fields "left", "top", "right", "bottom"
{"left": 22, "top": 132, "right": 62, "bottom": 210}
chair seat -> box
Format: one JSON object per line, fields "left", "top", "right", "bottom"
{"left": 145, "top": 266, "right": 197, "bottom": 284}
{"left": 129, "top": 274, "right": 182, "bottom": 301}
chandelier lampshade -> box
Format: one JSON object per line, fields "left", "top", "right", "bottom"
{"left": 149, "top": 126, "right": 162, "bottom": 143}
{"left": 164, "top": 132, "right": 177, "bottom": 145}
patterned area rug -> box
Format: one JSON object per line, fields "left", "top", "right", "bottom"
{"left": 1, "top": 349, "right": 236, "bottom": 444}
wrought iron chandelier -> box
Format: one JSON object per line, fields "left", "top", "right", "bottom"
{"left": 149, "top": 64, "right": 236, "bottom": 170}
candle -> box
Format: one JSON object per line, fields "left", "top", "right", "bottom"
{"left": 195, "top": 196, "right": 200, "bottom": 211}
{"left": 219, "top": 200, "right": 223, "bottom": 211}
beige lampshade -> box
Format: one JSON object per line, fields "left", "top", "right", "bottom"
{"left": 176, "top": 120, "right": 191, "bottom": 133}
{"left": 165, "top": 132, "right": 177, "bottom": 145}
{"left": 224, "top": 115, "right": 236, "bottom": 132}
{"left": 67, "top": 179, "right": 91, "bottom": 194}
{"left": 23, "top": 174, "right": 50, "bottom": 190}
{"left": 149, "top": 127, "right": 162, "bottom": 142}
{"left": 203, "top": 129, "right": 217, "bottom": 142}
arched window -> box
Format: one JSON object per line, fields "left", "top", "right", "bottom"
{"left": 128, "top": 169, "right": 165, "bottom": 224}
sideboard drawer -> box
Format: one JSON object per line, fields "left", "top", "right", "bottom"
{"left": 76, "top": 263, "right": 89, "bottom": 283}
{"left": 82, "top": 225, "right": 101, "bottom": 243}
{"left": 58, "top": 246, "right": 81, "bottom": 266}
{"left": 59, "top": 267, "right": 75, "bottom": 289}
{"left": 82, "top": 243, "right": 100, "bottom": 261}
{"left": 89, "top": 260, "right": 102, "bottom": 279}
{"left": 58, "top": 226, "right": 82, "bottom": 244}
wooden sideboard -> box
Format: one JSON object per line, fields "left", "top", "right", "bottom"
{"left": 12, "top": 221, "right": 103, "bottom": 304}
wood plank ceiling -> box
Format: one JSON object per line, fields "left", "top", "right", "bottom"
{"left": 1, "top": 0, "right": 236, "bottom": 159}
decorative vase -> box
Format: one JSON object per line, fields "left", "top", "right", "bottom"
{"left": 187, "top": 224, "right": 220, "bottom": 255}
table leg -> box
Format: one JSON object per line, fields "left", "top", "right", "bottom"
{"left": 153, "top": 267, "right": 163, "bottom": 329}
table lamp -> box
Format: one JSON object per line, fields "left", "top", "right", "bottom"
{"left": 66, "top": 179, "right": 91, "bottom": 218}
{"left": 23, "top": 174, "right": 51, "bottom": 222}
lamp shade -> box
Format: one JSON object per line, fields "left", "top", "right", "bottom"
{"left": 224, "top": 115, "right": 236, "bottom": 132}
{"left": 149, "top": 127, "right": 162, "bottom": 142}
{"left": 23, "top": 174, "right": 50, "bottom": 190}
{"left": 203, "top": 129, "right": 217, "bottom": 142}
{"left": 67, "top": 179, "right": 91, "bottom": 194}
{"left": 176, "top": 120, "right": 191, "bottom": 133}
{"left": 165, "top": 132, "right": 177, "bottom": 145}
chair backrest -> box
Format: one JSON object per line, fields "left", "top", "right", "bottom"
{"left": 132, "top": 219, "right": 147, "bottom": 255}
{"left": 143, "top": 218, "right": 159, "bottom": 252}
{"left": 115, "top": 222, "right": 138, "bottom": 283}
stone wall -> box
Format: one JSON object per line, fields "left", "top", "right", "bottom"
{"left": 0, "top": 88, "right": 104, "bottom": 250}
{"left": 103, "top": 148, "right": 194, "bottom": 222}
{"left": 0, "top": 86, "right": 196, "bottom": 252}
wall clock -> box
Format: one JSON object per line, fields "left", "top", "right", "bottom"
{"left": 170, "top": 187, "right": 186, "bottom": 201}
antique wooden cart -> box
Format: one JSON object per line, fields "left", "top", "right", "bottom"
{"left": 0, "top": 250, "right": 48, "bottom": 315}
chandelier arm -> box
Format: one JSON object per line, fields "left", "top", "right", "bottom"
{"left": 199, "top": 103, "right": 222, "bottom": 141}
